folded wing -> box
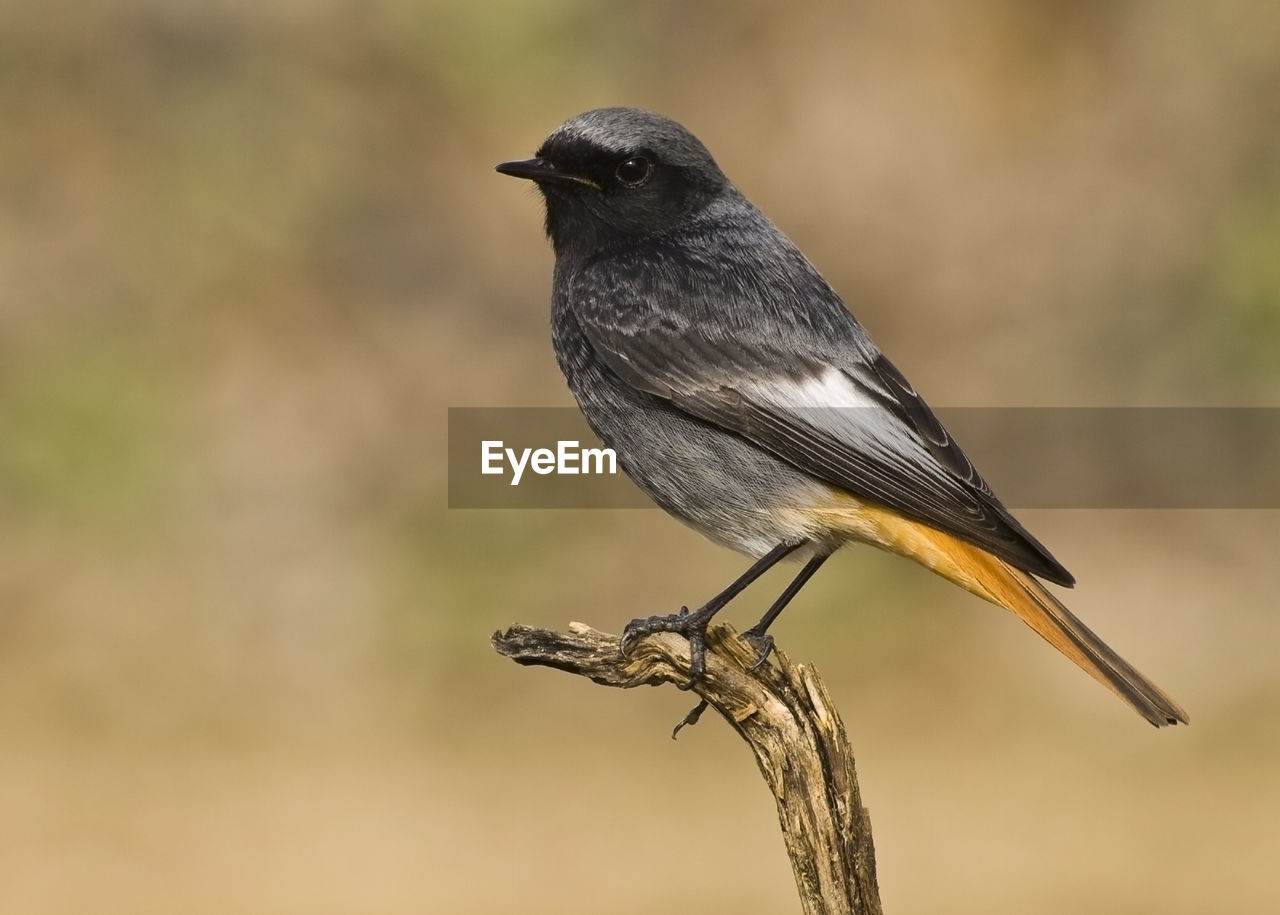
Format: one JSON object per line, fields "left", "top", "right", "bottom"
{"left": 578, "top": 314, "right": 1074, "bottom": 586}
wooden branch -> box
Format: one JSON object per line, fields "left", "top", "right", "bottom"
{"left": 492, "top": 622, "right": 883, "bottom": 915}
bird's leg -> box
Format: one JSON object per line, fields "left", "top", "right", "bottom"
{"left": 742, "top": 552, "right": 831, "bottom": 671}
{"left": 620, "top": 541, "right": 801, "bottom": 689}
{"left": 671, "top": 551, "right": 832, "bottom": 738}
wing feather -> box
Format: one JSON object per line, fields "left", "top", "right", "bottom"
{"left": 574, "top": 289, "right": 1073, "bottom": 585}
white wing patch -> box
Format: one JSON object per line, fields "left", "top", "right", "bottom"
{"left": 744, "top": 365, "right": 925, "bottom": 463}
{"left": 751, "top": 365, "right": 881, "bottom": 410}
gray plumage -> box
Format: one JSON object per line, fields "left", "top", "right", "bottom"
{"left": 513, "top": 107, "right": 1071, "bottom": 583}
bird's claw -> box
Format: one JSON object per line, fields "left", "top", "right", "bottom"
{"left": 619, "top": 606, "right": 687, "bottom": 655}
{"left": 619, "top": 605, "right": 709, "bottom": 688}
{"left": 742, "top": 629, "right": 776, "bottom": 673}
{"left": 672, "top": 699, "right": 710, "bottom": 738}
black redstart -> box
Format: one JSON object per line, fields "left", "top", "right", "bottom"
{"left": 496, "top": 107, "right": 1187, "bottom": 727}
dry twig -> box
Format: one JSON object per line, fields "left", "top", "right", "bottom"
{"left": 492, "top": 622, "right": 883, "bottom": 915}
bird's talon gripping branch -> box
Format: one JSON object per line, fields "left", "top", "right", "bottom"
{"left": 620, "top": 610, "right": 680, "bottom": 657}
{"left": 676, "top": 627, "right": 708, "bottom": 689}
{"left": 672, "top": 699, "right": 711, "bottom": 738}
{"left": 742, "top": 630, "right": 777, "bottom": 673}
{"left": 619, "top": 607, "right": 713, "bottom": 688}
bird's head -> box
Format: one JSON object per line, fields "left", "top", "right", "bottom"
{"left": 497, "top": 107, "right": 730, "bottom": 258}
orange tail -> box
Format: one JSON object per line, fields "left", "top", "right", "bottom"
{"left": 948, "top": 545, "right": 1187, "bottom": 727}
{"left": 808, "top": 502, "right": 1189, "bottom": 726}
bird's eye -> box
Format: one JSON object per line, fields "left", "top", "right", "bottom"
{"left": 614, "top": 156, "right": 653, "bottom": 187}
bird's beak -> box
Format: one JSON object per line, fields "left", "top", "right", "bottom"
{"left": 495, "top": 157, "right": 603, "bottom": 191}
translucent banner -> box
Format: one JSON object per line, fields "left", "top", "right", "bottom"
{"left": 447, "top": 407, "right": 1280, "bottom": 509}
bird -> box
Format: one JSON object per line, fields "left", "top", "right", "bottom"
{"left": 495, "top": 107, "right": 1187, "bottom": 727}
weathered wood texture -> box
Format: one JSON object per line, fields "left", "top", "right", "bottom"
{"left": 492, "top": 622, "right": 883, "bottom": 915}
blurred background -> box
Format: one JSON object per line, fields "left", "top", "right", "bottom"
{"left": 2, "top": 1, "right": 1278, "bottom": 912}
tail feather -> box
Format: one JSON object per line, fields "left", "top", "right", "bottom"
{"left": 806, "top": 501, "right": 1189, "bottom": 726}
{"left": 963, "top": 550, "right": 1189, "bottom": 727}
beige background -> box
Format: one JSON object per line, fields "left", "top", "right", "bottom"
{"left": 2, "top": 2, "right": 1278, "bottom": 912}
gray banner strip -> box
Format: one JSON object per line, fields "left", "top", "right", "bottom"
{"left": 448, "top": 407, "right": 1280, "bottom": 509}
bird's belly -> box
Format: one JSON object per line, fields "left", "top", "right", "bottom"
{"left": 570, "top": 373, "right": 833, "bottom": 558}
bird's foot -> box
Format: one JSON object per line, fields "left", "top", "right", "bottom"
{"left": 740, "top": 627, "right": 776, "bottom": 673}
{"left": 672, "top": 699, "right": 710, "bottom": 739}
{"left": 620, "top": 605, "right": 715, "bottom": 689}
